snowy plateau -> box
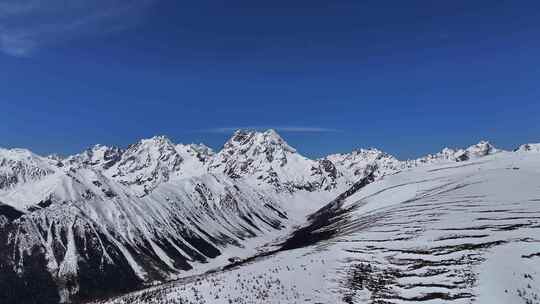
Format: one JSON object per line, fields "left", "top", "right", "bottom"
{"left": 1, "top": 130, "right": 539, "bottom": 304}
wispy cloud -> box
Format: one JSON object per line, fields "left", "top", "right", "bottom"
{"left": 0, "top": 0, "right": 155, "bottom": 56}
{"left": 201, "top": 126, "right": 340, "bottom": 134}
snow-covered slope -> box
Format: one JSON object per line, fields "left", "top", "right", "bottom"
{"left": 96, "top": 150, "right": 540, "bottom": 304}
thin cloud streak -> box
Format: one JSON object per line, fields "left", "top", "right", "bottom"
{"left": 201, "top": 126, "right": 340, "bottom": 134}
{"left": 0, "top": 0, "right": 155, "bottom": 56}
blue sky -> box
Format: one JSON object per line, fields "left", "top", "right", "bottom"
{"left": 1, "top": 1, "right": 539, "bottom": 158}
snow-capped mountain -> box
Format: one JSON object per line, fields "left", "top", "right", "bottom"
{"left": 0, "top": 131, "right": 533, "bottom": 304}
{"left": 0, "top": 148, "right": 56, "bottom": 190}
{"left": 516, "top": 143, "right": 540, "bottom": 153}
{"left": 66, "top": 137, "right": 215, "bottom": 197}
{"left": 321, "top": 140, "right": 500, "bottom": 186}
{"left": 102, "top": 136, "right": 185, "bottom": 195}
{"left": 453, "top": 140, "right": 499, "bottom": 161}
{"left": 325, "top": 148, "right": 402, "bottom": 185}
{"left": 0, "top": 161, "right": 290, "bottom": 303}
{"left": 208, "top": 129, "right": 339, "bottom": 191}
{"left": 0, "top": 134, "right": 293, "bottom": 304}
{"left": 412, "top": 140, "right": 499, "bottom": 164}
{"left": 66, "top": 144, "right": 123, "bottom": 170}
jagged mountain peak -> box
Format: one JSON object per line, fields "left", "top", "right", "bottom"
{"left": 211, "top": 129, "right": 346, "bottom": 191}
{"left": 210, "top": 129, "right": 305, "bottom": 181}
{"left": 122, "top": 135, "right": 178, "bottom": 157}
{"left": 66, "top": 144, "right": 123, "bottom": 169}
{"left": 324, "top": 148, "right": 395, "bottom": 171}
{"left": 454, "top": 140, "right": 499, "bottom": 161}
{"left": 136, "top": 134, "right": 174, "bottom": 146}
{"left": 412, "top": 140, "right": 499, "bottom": 164}
{"left": 0, "top": 147, "right": 57, "bottom": 191}
{"left": 346, "top": 147, "right": 394, "bottom": 159}
{"left": 61, "top": 136, "right": 215, "bottom": 196}
{"left": 325, "top": 147, "right": 401, "bottom": 185}
{"left": 123, "top": 135, "right": 184, "bottom": 162}
{"left": 104, "top": 136, "right": 184, "bottom": 195}
{"left": 0, "top": 147, "right": 39, "bottom": 160}
{"left": 0, "top": 147, "right": 55, "bottom": 171}
{"left": 223, "top": 129, "right": 296, "bottom": 153}
{"left": 465, "top": 140, "right": 497, "bottom": 153}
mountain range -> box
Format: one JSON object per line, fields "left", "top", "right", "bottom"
{"left": 0, "top": 129, "right": 537, "bottom": 304}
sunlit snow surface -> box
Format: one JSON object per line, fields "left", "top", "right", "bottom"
{"left": 95, "top": 151, "right": 540, "bottom": 304}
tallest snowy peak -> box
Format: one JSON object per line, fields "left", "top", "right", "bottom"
{"left": 133, "top": 135, "right": 175, "bottom": 148}
{"left": 224, "top": 129, "right": 296, "bottom": 153}
{"left": 122, "top": 135, "right": 180, "bottom": 164}
{"left": 209, "top": 129, "right": 309, "bottom": 183}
